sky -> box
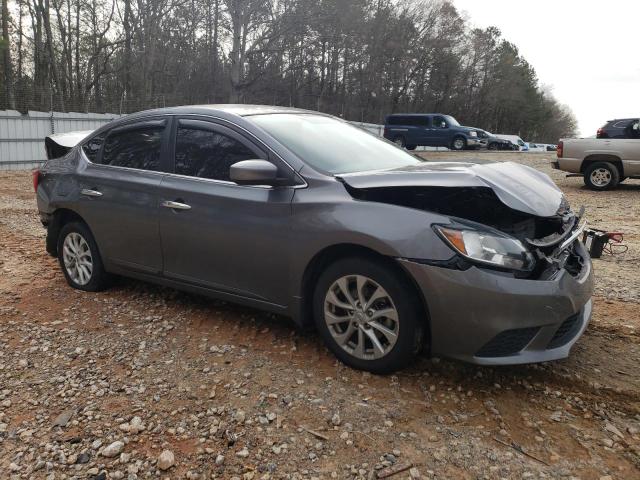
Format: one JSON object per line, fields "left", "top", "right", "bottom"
{"left": 452, "top": 0, "right": 640, "bottom": 137}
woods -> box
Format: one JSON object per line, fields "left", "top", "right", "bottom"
{"left": 0, "top": 0, "right": 576, "bottom": 142}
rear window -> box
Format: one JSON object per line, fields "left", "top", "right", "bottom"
{"left": 612, "top": 120, "right": 632, "bottom": 129}
{"left": 82, "top": 135, "right": 105, "bottom": 163}
{"left": 101, "top": 127, "right": 164, "bottom": 171}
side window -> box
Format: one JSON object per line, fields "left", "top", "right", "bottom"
{"left": 433, "top": 116, "right": 446, "bottom": 128}
{"left": 625, "top": 119, "right": 640, "bottom": 138}
{"left": 175, "top": 127, "right": 257, "bottom": 181}
{"left": 101, "top": 127, "right": 164, "bottom": 171}
{"left": 82, "top": 134, "right": 105, "bottom": 163}
{"left": 405, "top": 117, "right": 429, "bottom": 126}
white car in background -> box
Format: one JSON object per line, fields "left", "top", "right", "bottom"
{"left": 526, "top": 143, "right": 548, "bottom": 153}
{"left": 495, "top": 134, "right": 528, "bottom": 151}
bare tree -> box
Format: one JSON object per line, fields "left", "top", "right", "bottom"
{"left": 0, "top": 0, "right": 577, "bottom": 141}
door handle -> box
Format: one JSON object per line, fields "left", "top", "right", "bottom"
{"left": 162, "top": 200, "right": 191, "bottom": 210}
{"left": 81, "top": 189, "right": 102, "bottom": 197}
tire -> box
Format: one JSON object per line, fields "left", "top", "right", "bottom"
{"left": 583, "top": 162, "right": 620, "bottom": 190}
{"left": 451, "top": 136, "right": 466, "bottom": 151}
{"left": 488, "top": 142, "right": 499, "bottom": 151}
{"left": 406, "top": 145, "right": 417, "bottom": 151}
{"left": 393, "top": 136, "right": 406, "bottom": 148}
{"left": 57, "top": 221, "right": 111, "bottom": 292}
{"left": 313, "top": 256, "right": 424, "bottom": 374}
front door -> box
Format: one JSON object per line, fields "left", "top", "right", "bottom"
{"left": 75, "top": 118, "right": 169, "bottom": 274}
{"left": 158, "top": 118, "right": 295, "bottom": 306}
{"left": 430, "top": 115, "right": 450, "bottom": 146}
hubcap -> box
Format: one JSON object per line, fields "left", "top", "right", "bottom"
{"left": 590, "top": 168, "right": 611, "bottom": 187}
{"left": 324, "top": 275, "right": 399, "bottom": 360}
{"left": 62, "top": 232, "right": 93, "bottom": 286}
{"left": 453, "top": 139, "right": 464, "bottom": 150}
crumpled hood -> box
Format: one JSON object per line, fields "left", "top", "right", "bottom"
{"left": 337, "top": 161, "right": 565, "bottom": 218}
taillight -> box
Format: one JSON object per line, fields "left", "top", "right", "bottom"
{"left": 32, "top": 169, "right": 40, "bottom": 192}
{"left": 556, "top": 141, "right": 563, "bottom": 158}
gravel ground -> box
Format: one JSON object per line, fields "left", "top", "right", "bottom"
{"left": 0, "top": 152, "right": 639, "bottom": 479}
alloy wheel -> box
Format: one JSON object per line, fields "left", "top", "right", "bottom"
{"left": 590, "top": 168, "right": 612, "bottom": 187}
{"left": 453, "top": 138, "right": 465, "bottom": 150}
{"left": 324, "top": 275, "right": 399, "bottom": 360}
{"left": 62, "top": 232, "right": 93, "bottom": 286}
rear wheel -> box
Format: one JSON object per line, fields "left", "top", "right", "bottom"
{"left": 313, "top": 257, "right": 424, "bottom": 374}
{"left": 584, "top": 162, "right": 620, "bottom": 190}
{"left": 451, "top": 136, "right": 466, "bottom": 151}
{"left": 393, "top": 136, "right": 406, "bottom": 148}
{"left": 488, "top": 142, "right": 499, "bottom": 151}
{"left": 57, "top": 222, "right": 111, "bottom": 291}
{"left": 406, "top": 145, "right": 417, "bottom": 151}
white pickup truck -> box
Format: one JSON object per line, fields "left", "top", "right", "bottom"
{"left": 553, "top": 133, "right": 640, "bottom": 190}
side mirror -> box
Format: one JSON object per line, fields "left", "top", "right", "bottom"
{"left": 230, "top": 160, "right": 278, "bottom": 186}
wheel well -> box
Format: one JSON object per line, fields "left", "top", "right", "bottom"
{"left": 581, "top": 155, "right": 624, "bottom": 177}
{"left": 46, "top": 209, "right": 87, "bottom": 256}
{"left": 299, "top": 244, "right": 431, "bottom": 346}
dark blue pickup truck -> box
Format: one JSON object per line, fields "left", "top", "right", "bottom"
{"left": 383, "top": 113, "right": 481, "bottom": 151}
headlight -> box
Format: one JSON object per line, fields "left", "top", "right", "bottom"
{"left": 469, "top": 131, "right": 477, "bottom": 137}
{"left": 435, "top": 225, "right": 535, "bottom": 271}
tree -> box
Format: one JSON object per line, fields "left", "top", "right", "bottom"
{"left": 0, "top": 0, "right": 578, "bottom": 142}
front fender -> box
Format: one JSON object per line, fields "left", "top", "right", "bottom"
{"left": 289, "top": 186, "right": 456, "bottom": 297}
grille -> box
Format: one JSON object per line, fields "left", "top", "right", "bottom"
{"left": 476, "top": 327, "right": 540, "bottom": 358}
{"left": 547, "top": 314, "right": 581, "bottom": 349}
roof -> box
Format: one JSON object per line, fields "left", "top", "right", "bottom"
{"left": 386, "top": 113, "right": 447, "bottom": 117}
{"left": 127, "top": 104, "right": 316, "bottom": 118}
{"left": 191, "top": 104, "right": 315, "bottom": 116}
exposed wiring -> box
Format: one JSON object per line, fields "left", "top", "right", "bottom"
{"left": 603, "top": 241, "right": 628, "bottom": 256}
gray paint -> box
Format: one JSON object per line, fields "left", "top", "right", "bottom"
{"left": 36, "top": 104, "right": 593, "bottom": 366}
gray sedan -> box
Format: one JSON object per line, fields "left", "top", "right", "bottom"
{"left": 35, "top": 105, "right": 593, "bottom": 373}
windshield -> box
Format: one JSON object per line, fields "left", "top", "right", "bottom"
{"left": 444, "top": 115, "right": 460, "bottom": 127}
{"left": 249, "top": 114, "right": 423, "bottom": 174}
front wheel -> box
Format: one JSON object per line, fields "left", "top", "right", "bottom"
{"left": 57, "top": 222, "right": 111, "bottom": 291}
{"left": 451, "top": 136, "right": 467, "bottom": 151}
{"left": 583, "top": 162, "right": 620, "bottom": 190}
{"left": 313, "top": 257, "right": 424, "bottom": 374}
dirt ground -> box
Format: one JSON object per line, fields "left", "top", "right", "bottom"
{"left": 0, "top": 152, "right": 639, "bottom": 480}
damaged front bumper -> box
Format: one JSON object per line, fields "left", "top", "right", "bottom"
{"left": 398, "top": 240, "right": 593, "bottom": 365}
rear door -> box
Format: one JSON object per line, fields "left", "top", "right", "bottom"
{"left": 411, "top": 116, "right": 431, "bottom": 145}
{"left": 158, "top": 118, "right": 295, "bottom": 305}
{"left": 620, "top": 120, "right": 640, "bottom": 175}
{"left": 75, "top": 118, "right": 169, "bottom": 274}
